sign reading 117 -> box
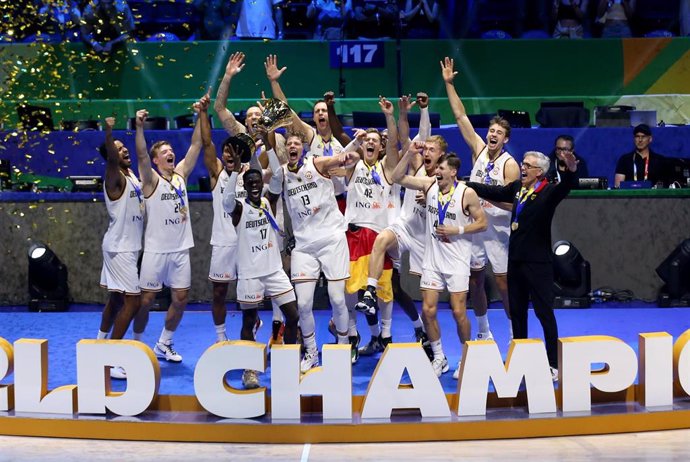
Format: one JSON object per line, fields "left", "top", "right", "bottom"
{"left": 329, "top": 41, "right": 385, "bottom": 69}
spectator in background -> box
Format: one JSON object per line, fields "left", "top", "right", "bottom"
{"left": 547, "top": 134, "right": 589, "bottom": 183}
{"left": 236, "top": 0, "right": 285, "bottom": 40}
{"left": 307, "top": 0, "right": 351, "bottom": 40}
{"left": 552, "top": 0, "right": 589, "bottom": 38}
{"left": 348, "top": 0, "right": 399, "bottom": 39}
{"left": 614, "top": 124, "right": 667, "bottom": 188}
{"left": 81, "top": 0, "right": 135, "bottom": 54}
{"left": 193, "top": 0, "right": 240, "bottom": 40}
{"left": 35, "top": 0, "right": 82, "bottom": 42}
{"left": 400, "top": 0, "right": 440, "bottom": 38}
{"left": 596, "top": 0, "right": 634, "bottom": 38}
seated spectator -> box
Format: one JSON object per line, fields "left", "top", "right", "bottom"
{"left": 547, "top": 134, "right": 589, "bottom": 184}
{"left": 193, "top": 0, "right": 240, "bottom": 40}
{"left": 596, "top": 0, "right": 634, "bottom": 38}
{"left": 614, "top": 124, "right": 666, "bottom": 188}
{"left": 307, "top": 0, "right": 351, "bottom": 40}
{"left": 235, "top": 0, "right": 284, "bottom": 40}
{"left": 348, "top": 0, "right": 399, "bottom": 39}
{"left": 81, "top": 0, "right": 135, "bottom": 54}
{"left": 35, "top": 0, "right": 82, "bottom": 42}
{"left": 400, "top": 0, "right": 441, "bottom": 39}
{"left": 552, "top": 0, "right": 589, "bottom": 38}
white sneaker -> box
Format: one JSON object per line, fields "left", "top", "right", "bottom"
{"left": 300, "top": 349, "right": 320, "bottom": 373}
{"left": 242, "top": 370, "right": 260, "bottom": 389}
{"left": 109, "top": 366, "right": 126, "bottom": 380}
{"left": 154, "top": 342, "right": 182, "bottom": 363}
{"left": 431, "top": 356, "right": 449, "bottom": 377}
{"left": 452, "top": 360, "right": 462, "bottom": 380}
{"left": 476, "top": 331, "right": 494, "bottom": 341}
{"left": 550, "top": 367, "right": 559, "bottom": 382}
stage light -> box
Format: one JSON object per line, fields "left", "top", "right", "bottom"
{"left": 656, "top": 239, "right": 690, "bottom": 307}
{"left": 27, "top": 242, "right": 69, "bottom": 312}
{"left": 552, "top": 240, "right": 591, "bottom": 308}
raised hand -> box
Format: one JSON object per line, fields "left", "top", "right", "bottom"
{"left": 559, "top": 151, "right": 579, "bottom": 172}
{"left": 440, "top": 57, "right": 458, "bottom": 84}
{"left": 225, "top": 52, "right": 246, "bottom": 77}
{"left": 104, "top": 117, "right": 116, "bottom": 130}
{"left": 379, "top": 96, "right": 394, "bottom": 115}
{"left": 416, "top": 92, "right": 429, "bottom": 109}
{"left": 353, "top": 128, "right": 367, "bottom": 142}
{"left": 398, "top": 94, "right": 416, "bottom": 113}
{"left": 324, "top": 91, "right": 336, "bottom": 106}
{"left": 135, "top": 109, "right": 148, "bottom": 128}
{"left": 264, "top": 54, "right": 287, "bottom": 82}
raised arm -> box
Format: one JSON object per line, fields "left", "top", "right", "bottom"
{"left": 264, "top": 54, "right": 288, "bottom": 102}
{"left": 214, "top": 52, "right": 247, "bottom": 136}
{"left": 176, "top": 91, "right": 210, "bottom": 180}
{"left": 324, "top": 91, "right": 351, "bottom": 146}
{"left": 441, "top": 57, "right": 485, "bottom": 162}
{"left": 134, "top": 109, "right": 157, "bottom": 196}
{"left": 414, "top": 92, "right": 431, "bottom": 142}
{"left": 380, "top": 97, "right": 401, "bottom": 179}
{"left": 221, "top": 146, "right": 244, "bottom": 226}
{"left": 103, "top": 117, "right": 126, "bottom": 199}
{"left": 201, "top": 94, "right": 222, "bottom": 185}
{"left": 397, "top": 94, "right": 414, "bottom": 148}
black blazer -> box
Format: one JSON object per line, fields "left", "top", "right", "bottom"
{"left": 466, "top": 170, "right": 577, "bottom": 263}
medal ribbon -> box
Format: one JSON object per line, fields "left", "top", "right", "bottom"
{"left": 320, "top": 135, "right": 333, "bottom": 157}
{"left": 126, "top": 173, "right": 143, "bottom": 206}
{"left": 364, "top": 160, "right": 382, "bottom": 186}
{"left": 632, "top": 153, "right": 649, "bottom": 181}
{"left": 437, "top": 181, "right": 457, "bottom": 225}
{"left": 163, "top": 174, "right": 186, "bottom": 212}
{"left": 246, "top": 198, "right": 286, "bottom": 237}
{"left": 513, "top": 179, "right": 547, "bottom": 227}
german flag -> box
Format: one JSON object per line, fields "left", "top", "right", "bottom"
{"left": 345, "top": 226, "right": 393, "bottom": 302}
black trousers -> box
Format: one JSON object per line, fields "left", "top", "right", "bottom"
{"left": 507, "top": 260, "right": 559, "bottom": 368}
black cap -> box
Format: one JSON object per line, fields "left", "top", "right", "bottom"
{"left": 633, "top": 123, "right": 652, "bottom": 136}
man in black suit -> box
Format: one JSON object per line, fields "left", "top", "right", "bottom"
{"left": 466, "top": 150, "right": 578, "bottom": 382}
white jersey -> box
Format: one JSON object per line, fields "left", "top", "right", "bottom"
{"left": 283, "top": 156, "right": 346, "bottom": 248}
{"left": 396, "top": 165, "right": 428, "bottom": 238}
{"left": 144, "top": 173, "right": 194, "bottom": 253}
{"left": 470, "top": 149, "right": 513, "bottom": 222}
{"left": 210, "top": 169, "right": 247, "bottom": 247}
{"left": 345, "top": 159, "right": 394, "bottom": 233}
{"left": 424, "top": 181, "right": 473, "bottom": 274}
{"left": 308, "top": 130, "right": 346, "bottom": 195}
{"left": 102, "top": 171, "right": 144, "bottom": 252}
{"left": 235, "top": 197, "right": 283, "bottom": 279}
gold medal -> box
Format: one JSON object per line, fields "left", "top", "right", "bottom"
{"left": 179, "top": 205, "right": 188, "bottom": 216}
{"left": 511, "top": 222, "right": 518, "bottom": 231}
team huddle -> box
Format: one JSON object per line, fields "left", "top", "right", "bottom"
{"left": 98, "top": 53, "right": 578, "bottom": 387}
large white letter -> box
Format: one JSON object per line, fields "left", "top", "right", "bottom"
{"left": 639, "top": 332, "right": 673, "bottom": 408}
{"left": 194, "top": 340, "right": 266, "bottom": 419}
{"left": 457, "top": 339, "right": 556, "bottom": 416}
{"left": 76, "top": 340, "right": 160, "bottom": 416}
{"left": 361, "top": 343, "right": 450, "bottom": 420}
{"left": 271, "top": 344, "right": 352, "bottom": 420}
{"left": 0, "top": 337, "right": 13, "bottom": 411}
{"left": 674, "top": 329, "right": 690, "bottom": 396}
{"left": 14, "top": 339, "right": 76, "bottom": 414}
{"left": 560, "top": 335, "right": 637, "bottom": 412}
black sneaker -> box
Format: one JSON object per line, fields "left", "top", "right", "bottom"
{"left": 354, "top": 288, "right": 379, "bottom": 315}
{"left": 359, "top": 335, "right": 384, "bottom": 356}
{"left": 349, "top": 332, "right": 361, "bottom": 364}
{"left": 417, "top": 330, "right": 433, "bottom": 361}
{"left": 381, "top": 336, "right": 393, "bottom": 349}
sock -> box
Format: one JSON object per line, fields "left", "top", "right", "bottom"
{"left": 412, "top": 317, "right": 424, "bottom": 330}
{"left": 366, "top": 278, "right": 378, "bottom": 291}
{"left": 215, "top": 323, "right": 227, "bottom": 342}
{"left": 381, "top": 317, "right": 392, "bottom": 339}
{"left": 337, "top": 334, "right": 349, "bottom": 345}
{"left": 348, "top": 309, "right": 358, "bottom": 336}
{"left": 97, "top": 330, "right": 108, "bottom": 340}
{"left": 430, "top": 339, "right": 444, "bottom": 360}
{"left": 159, "top": 328, "right": 174, "bottom": 345}
{"left": 133, "top": 331, "right": 143, "bottom": 341}
{"left": 476, "top": 314, "right": 490, "bottom": 334}
{"left": 304, "top": 333, "right": 317, "bottom": 353}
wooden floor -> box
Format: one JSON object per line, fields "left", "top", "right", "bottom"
{"left": 1, "top": 430, "right": 690, "bottom": 461}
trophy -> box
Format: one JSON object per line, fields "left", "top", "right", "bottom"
{"left": 229, "top": 98, "right": 293, "bottom": 163}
